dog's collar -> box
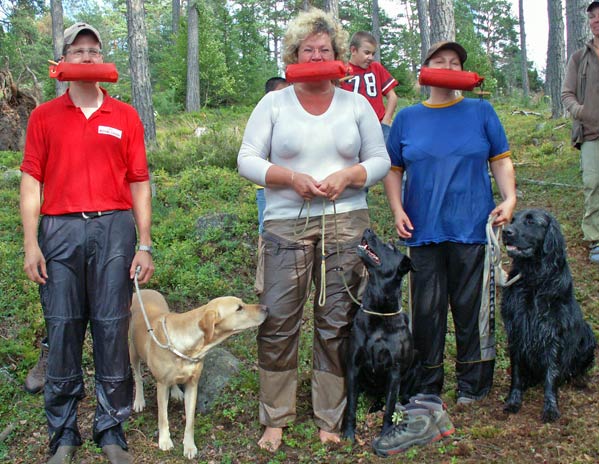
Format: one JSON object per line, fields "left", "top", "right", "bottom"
{"left": 360, "top": 304, "right": 403, "bottom": 317}
{"left": 159, "top": 316, "right": 205, "bottom": 363}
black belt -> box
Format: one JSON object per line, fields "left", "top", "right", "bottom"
{"left": 62, "top": 210, "right": 119, "bottom": 219}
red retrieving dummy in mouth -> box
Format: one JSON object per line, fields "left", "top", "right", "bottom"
{"left": 418, "top": 67, "right": 484, "bottom": 91}
{"left": 49, "top": 62, "right": 119, "bottom": 83}
{"left": 285, "top": 61, "right": 348, "bottom": 83}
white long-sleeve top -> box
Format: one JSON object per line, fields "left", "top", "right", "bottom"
{"left": 238, "top": 86, "right": 390, "bottom": 221}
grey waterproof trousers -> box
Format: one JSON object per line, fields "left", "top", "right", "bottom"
{"left": 39, "top": 211, "right": 136, "bottom": 453}
{"left": 257, "top": 209, "right": 369, "bottom": 433}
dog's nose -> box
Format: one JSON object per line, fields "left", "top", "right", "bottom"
{"left": 502, "top": 227, "right": 514, "bottom": 238}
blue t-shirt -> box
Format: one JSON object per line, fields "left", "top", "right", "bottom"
{"left": 386, "top": 96, "right": 510, "bottom": 246}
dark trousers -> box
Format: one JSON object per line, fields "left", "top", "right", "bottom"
{"left": 39, "top": 211, "right": 136, "bottom": 453}
{"left": 408, "top": 242, "right": 495, "bottom": 399}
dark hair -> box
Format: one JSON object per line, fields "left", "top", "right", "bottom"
{"left": 350, "top": 31, "right": 377, "bottom": 50}
{"left": 265, "top": 77, "right": 287, "bottom": 94}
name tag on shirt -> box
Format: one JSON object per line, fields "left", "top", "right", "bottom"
{"left": 98, "top": 125, "right": 123, "bottom": 139}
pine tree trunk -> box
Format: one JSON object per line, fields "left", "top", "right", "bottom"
{"left": 127, "top": 0, "right": 157, "bottom": 142}
{"left": 186, "top": 1, "right": 201, "bottom": 112}
{"left": 172, "top": 0, "right": 180, "bottom": 35}
{"left": 565, "top": 0, "right": 588, "bottom": 60}
{"left": 417, "top": 0, "right": 431, "bottom": 98}
{"left": 429, "top": 0, "right": 455, "bottom": 44}
{"left": 50, "top": 0, "right": 67, "bottom": 96}
{"left": 373, "top": 0, "right": 381, "bottom": 61}
{"left": 518, "top": 0, "right": 530, "bottom": 99}
{"left": 546, "top": 0, "right": 566, "bottom": 118}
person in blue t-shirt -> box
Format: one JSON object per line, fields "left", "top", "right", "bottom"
{"left": 384, "top": 41, "right": 516, "bottom": 405}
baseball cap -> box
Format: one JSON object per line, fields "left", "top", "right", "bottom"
{"left": 63, "top": 22, "right": 103, "bottom": 49}
{"left": 424, "top": 41, "right": 467, "bottom": 66}
{"left": 588, "top": 1, "right": 599, "bottom": 11}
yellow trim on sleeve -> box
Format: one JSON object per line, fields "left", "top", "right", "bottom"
{"left": 390, "top": 166, "right": 405, "bottom": 173}
{"left": 489, "top": 151, "right": 511, "bottom": 162}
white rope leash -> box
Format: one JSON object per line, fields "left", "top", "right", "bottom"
{"left": 486, "top": 215, "right": 521, "bottom": 287}
{"left": 133, "top": 267, "right": 204, "bottom": 363}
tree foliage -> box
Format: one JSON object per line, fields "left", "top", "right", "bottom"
{"left": 0, "top": 0, "right": 561, "bottom": 109}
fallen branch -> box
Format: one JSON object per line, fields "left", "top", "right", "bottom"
{"left": 511, "top": 109, "right": 543, "bottom": 117}
{"left": 519, "top": 178, "right": 581, "bottom": 189}
{"left": 0, "top": 423, "right": 16, "bottom": 443}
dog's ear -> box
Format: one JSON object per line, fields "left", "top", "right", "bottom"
{"left": 400, "top": 255, "right": 416, "bottom": 273}
{"left": 199, "top": 310, "right": 217, "bottom": 342}
{"left": 399, "top": 254, "right": 415, "bottom": 272}
{"left": 542, "top": 214, "right": 566, "bottom": 266}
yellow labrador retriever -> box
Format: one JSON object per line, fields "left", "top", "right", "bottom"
{"left": 129, "top": 289, "right": 267, "bottom": 459}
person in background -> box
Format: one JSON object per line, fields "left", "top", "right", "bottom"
{"left": 341, "top": 31, "right": 398, "bottom": 141}
{"left": 20, "top": 22, "right": 154, "bottom": 464}
{"left": 561, "top": 0, "right": 599, "bottom": 264}
{"left": 376, "top": 41, "right": 516, "bottom": 455}
{"left": 238, "top": 8, "right": 389, "bottom": 452}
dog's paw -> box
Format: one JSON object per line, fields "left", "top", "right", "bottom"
{"left": 541, "top": 405, "right": 560, "bottom": 423}
{"left": 503, "top": 389, "right": 522, "bottom": 414}
{"left": 158, "top": 435, "right": 174, "bottom": 451}
{"left": 133, "top": 398, "right": 146, "bottom": 412}
{"left": 342, "top": 428, "right": 355, "bottom": 443}
{"left": 170, "top": 385, "right": 184, "bottom": 402}
{"left": 503, "top": 401, "right": 521, "bottom": 414}
{"left": 183, "top": 444, "right": 198, "bottom": 459}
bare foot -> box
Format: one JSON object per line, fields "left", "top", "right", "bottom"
{"left": 258, "top": 427, "right": 283, "bottom": 452}
{"left": 319, "top": 429, "right": 341, "bottom": 444}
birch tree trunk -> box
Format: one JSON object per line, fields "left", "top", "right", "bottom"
{"left": 172, "top": 0, "right": 180, "bottom": 35}
{"left": 186, "top": 0, "right": 201, "bottom": 112}
{"left": 565, "top": 0, "right": 588, "bottom": 60}
{"left": 518, "top": 0, "right": 530, "bottom": 99}
{"left": 429, "top": 0, "right": 455, "bottom": 43}
{"left": 546, "top": 0, "right": 566, "bottom": 118}
{"left": 324, "top": 0, "right": 339, "bottom": 20}
{"left": 373, "top": 0, "right": 381, "bottom": 61}
{"left": 127, "top": 0, "right": 156, "bottom": 143}
{"left": 50, "top": 0, "right": 67, "bottom": 96}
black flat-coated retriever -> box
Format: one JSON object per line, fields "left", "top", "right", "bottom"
{"left": 343, "top": 229, "right": 417, "bottom": 441}
{"left": 501, "top": 209, "right": 596, "bottom": 422}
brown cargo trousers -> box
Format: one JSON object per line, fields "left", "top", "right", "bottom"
{"left": 257, "top": 209, "right": 369, "bottom": 433}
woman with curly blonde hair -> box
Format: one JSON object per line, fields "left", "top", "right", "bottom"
{"left": 238, "top": 8, "right": 389, "bottom": 452}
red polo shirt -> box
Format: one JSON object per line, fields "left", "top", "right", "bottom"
{"left": 340, "top": 61, "right": 398, "bottom": 121}
{"left": 21, "top": 88, "right": 149, "bottom": 215}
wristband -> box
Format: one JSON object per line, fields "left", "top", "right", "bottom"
{"left": 138, "top": 244, "right": 153, "bottom": 255}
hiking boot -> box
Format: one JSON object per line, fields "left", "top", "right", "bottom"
{"left": 372, "top": 404, "right": 441, "bottom": 457}
{"left": 24, "top": 338, "right": 48, "bottom": 394}
{"left": 47, "top": 445, "right": 78, "bottom": 464}
{"left": 409, "top": 393, "right": 455, "bottom": 438}
{"left": 456, "top": 395, "right": 477, "bottom": 405}
{"left": 102, "top": 445, "right": 132, "bottom": 464}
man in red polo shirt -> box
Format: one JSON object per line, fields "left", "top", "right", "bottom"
{"left": 20, "top": 22, "right": 153, "bottom": 464}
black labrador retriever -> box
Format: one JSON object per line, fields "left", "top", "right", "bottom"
{"left": 501, "top": 209, "right": 596, "bottom": 422}
{"left": 343, "top": 228, "right": 416, "bottom": 441}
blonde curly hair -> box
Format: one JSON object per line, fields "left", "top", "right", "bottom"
{"left": 282, "top": 8, "right": 348, "bottom": 66}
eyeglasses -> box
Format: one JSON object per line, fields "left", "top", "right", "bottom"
{"left": 67, "top": 48, "right": 102, "bottom": 58}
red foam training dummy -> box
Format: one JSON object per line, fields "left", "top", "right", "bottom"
{"left": 418, "top": 67, "right": 484, "bottom": 91}
{"left": 285, "top": 61, "right": 348, "bottom": 83}
{"left": 48, "top": 63, "right": 119, "bottom": 83}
